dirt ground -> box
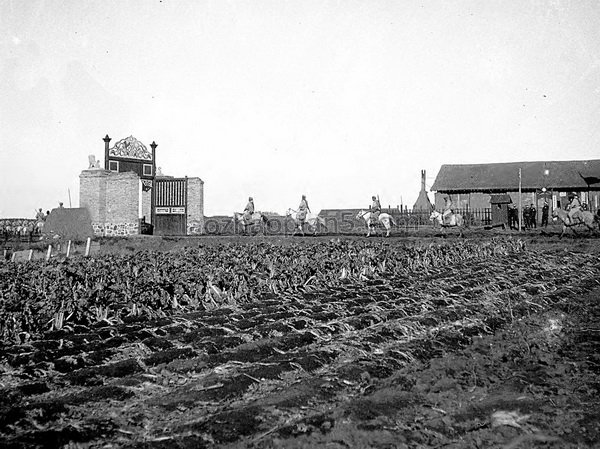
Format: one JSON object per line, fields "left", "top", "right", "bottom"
{"left": 1, "top": 234, "right": 599, "bottom": 448}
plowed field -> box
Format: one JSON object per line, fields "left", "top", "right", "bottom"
{"left": 1, "top": 236, "right": 599, "bottom": 448}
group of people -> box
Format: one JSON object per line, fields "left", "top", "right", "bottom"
{"left": 239, "top": 192, "right": 589, "bottom": 230}
{"left": 32, "top": 208, "right": 51, "bottom": 236}
{"left": 35, "top": 208, "right": 49, "bottom": 223}
{"left": 444, "top": 193, "right": 588, "bottom": 230}
{"left": 242, "top": 195, "right": 316, "bottom": 221}
{"left": 508, "top": 194, "right": 586, "bottom": 229}
{"left": 508, "top": 203, "right": 540, "bottom": 229}
{"left": 1, "top": 219, "right": 37, "bottom": 241}
{"left": 242, "top": 195, "right": 383, "bottom": 227}
{"left": 34, "top": 203, "right": 64, "bottom": 225}
{"left": 523, "top": 204, "right": 538, "bottom": 229}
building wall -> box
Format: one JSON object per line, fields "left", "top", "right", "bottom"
{"left": 79, "top": 169, "right": 140, "bottom": 237}
{"left": 105, "top": 172, "right": 139, "bottom": 236}
{"left": 141, "top": 188, "right": 152, "bottom": 223}
{"left": 186, "top": 177, "right": 204, "bottom": 235}
{"left": 435, "top": 191, "right": 538, "bottom": 210}
{"left": 434, "top": 189, "right": 599, "bottom": 217}
{"left": 434, "top": 192, "right": 492, "bottom": 209}
{"left": 80, "top": 169, "right": 108, "bottom": 225}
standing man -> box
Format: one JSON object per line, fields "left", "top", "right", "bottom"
{"left": 509, "top": 204, "right": 518, "bottom": 230}
{"left": 529, "top": 203, "right": 537, "bottom": 228}
{"left": 541, "top": 201, "right": 549, "bottom": 227}
{"left": 370, "top": 195, "right": 381, "bottom": 227}
{"left": 243, "top": 197, "right": 254, "bottom": 223}
{"left": 442, "top": 196, "right": 453, "bottom": 225}
{"left": 522, "top": 205, "right": 530, "bottom": 229}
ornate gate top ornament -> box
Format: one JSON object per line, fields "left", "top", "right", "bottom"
{"left": 109, "top": 136, "right": 152, "bottom": 161}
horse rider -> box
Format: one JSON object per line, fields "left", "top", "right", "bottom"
{"left": 370, "top": 195, "right": 381, "bottom": 227}
{"left": 442, "top": 196, "right": 453, "bottom": 225}
{"left": 35, "top": 208, "right": 45, "bottom": 222}
{"left": 567, "top": 193, "right": 582, "bottom": 224}
{"left": 35, "top": 208, "right": 45, "bottom": 235}
{"left": 297, "top": 195, "right": 310, "bottom": 223}
{"left": 243, "top": 197, "right": 255, "bottom": 223}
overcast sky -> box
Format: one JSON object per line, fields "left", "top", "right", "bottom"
{"left": 1, "top": 0, "right": 599, "bottom": 217}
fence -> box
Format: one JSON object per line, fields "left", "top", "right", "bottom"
{"left": 454, "top": 208, "right": 493, "bottom": 227}
{"left": 1, "top": 238, "right": 100, "bottom": 263}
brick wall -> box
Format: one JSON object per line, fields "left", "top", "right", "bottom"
{"left": 80, "top": 169, "right": 108, "bottom": 224}
{"left": 79, "top": 169, "right": 140, "bottom": 237}
{"left": 186, "top": 177, "right": 204, "bottom": 234}
{"left": 141, "top": 188, "right": 152, "bottom": 223}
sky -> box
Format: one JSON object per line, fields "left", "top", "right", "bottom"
{"left": 1, "top": 0, "right": 599, "bottom": 217}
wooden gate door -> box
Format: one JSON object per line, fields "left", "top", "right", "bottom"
{"left": 153, "top": 178, "right": 187, "bottom": 235}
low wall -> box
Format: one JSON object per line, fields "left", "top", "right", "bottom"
{"left": 92, "top": 221, "right": 139, "bottom": 237}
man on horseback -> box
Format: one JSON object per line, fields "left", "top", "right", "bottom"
{"left": 298, "top": 195, "right": 310, "bottom": 220}
{"left": 567, "top": 193, "right": 582, "bottom": 225}
{"left": 35, "top": 208, "right": 45, "bottom": 236}
{"left": 442, "top": 196, "right": 454, "bottom": 225}
{"left": 243, "top": 197, "right": 255, "bottom": 224}
{"left": 370, "top": 195, "right": 381, "bottom": 227}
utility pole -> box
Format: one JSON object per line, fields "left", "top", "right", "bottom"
{"left": 518, "top": 168, "right": 522, "bottom": 232}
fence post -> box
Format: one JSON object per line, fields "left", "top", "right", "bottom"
{"left": 66, "top": 240, "right": 72, "bottom": 258}
{"left": 85, "top": 237, "right": 91, "bottom": 257}
{"left": 46, "top": 245, "right": 52, "bottom": 261}
{"left": 28, "top": 249, "right": 33, "bottom": 261}
{"left": 11, "top": 252, "right": 16, "bottom": 262}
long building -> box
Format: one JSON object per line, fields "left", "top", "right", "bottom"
{"left": 431, "top": 160, "right": 600, "bottom": 212}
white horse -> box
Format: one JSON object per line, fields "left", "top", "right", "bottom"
{"left": 233, "top": 212, "right": 268, "bottom": 235}
{"left": 552, "top": 207, "right": 599, "bottom": 238}
{"left": 356, "top": 210, "right": 395, "bottom": 237}
{"left": 285, "top": 208, "right": 327, "bottom": 236}
{"left": 430, "top": 210, "right": 464, "bottom": 236}
{"left": 15, "top": 221, "right": 34, "bottom": 241}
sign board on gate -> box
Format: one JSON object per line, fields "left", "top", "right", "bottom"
{"left": 155, "top": 207, "right": 185, "bottom": 214}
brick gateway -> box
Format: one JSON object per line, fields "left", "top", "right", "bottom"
{"left": 80, "top": 135, "right": 204, "bottom": 237}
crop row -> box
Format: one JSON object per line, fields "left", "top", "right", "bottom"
{"left": 0, "top": 239, "right": 526, "bottom": 342}
{"left": 1, "top": 241, "right": 598, "bottom": 446}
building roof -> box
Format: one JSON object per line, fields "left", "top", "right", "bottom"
{"left": 431, "top": 160, "right": 600, "bottom": 193}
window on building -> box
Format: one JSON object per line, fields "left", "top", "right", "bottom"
{"left": 143, "top": 164, "right": 153, "bottom": 176}
{"left": 108, "top": 160, "right": 119, "bottom": 172}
